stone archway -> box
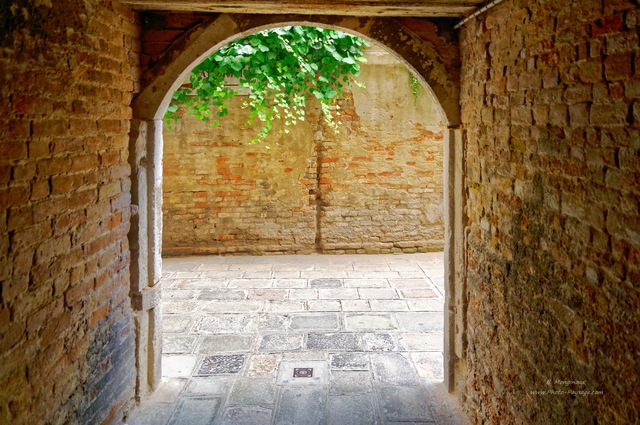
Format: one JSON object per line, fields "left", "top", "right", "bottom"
{"left": 128, "top": 13, "right": 465, "bottom": 398}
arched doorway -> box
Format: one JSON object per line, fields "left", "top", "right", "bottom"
{"left": 128, "top": 14, "right": 465, "bottom": 400}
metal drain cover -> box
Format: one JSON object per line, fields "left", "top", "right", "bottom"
{"left": 293, "top": 367, "right": 314, "bottom": 378}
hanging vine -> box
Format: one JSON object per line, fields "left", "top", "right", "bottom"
{"left": 164, "top": 26, "right": 369, "bottom": 144}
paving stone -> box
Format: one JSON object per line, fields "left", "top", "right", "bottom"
{"left": 411, "top": 352, "right": 444, "bottom": 381}
{"left": 343, "top": 278, "right": 389, "bottom": 288}
{"left": 174, "top": 272, "right": 203, "bottom": 279}
{"left": 303, "top": 271, "right": 348, "bottom": 279}
{"left": 145, "top": 378, "right": 187, "bottom": 403}
{"left": 228, "top": 278, "right": 272, "bottom": 288}
{"left": 243, "top": 271, "right": 274, "bottom": 279}
{"left": 175, "top": 278, "right": 229, "bottom": 289}
{"left": 162, "top": 355, "right": 197, "bottom": 378}
{"left": 329, "top": 371, "right": 373, "bottom": 395}
{"left": 193, "top": 315, "right": 258, "bottom": 334}
{"left": 276, "top": 360, "right": 329, "bottom": 385}
{"left": 347, "top": 271, "right": 399, "bottom": 279}
{"left": 265, "top": 301, "right": 306, "bottom": 312}
{"left": 194, "top": 263, "right": 231, "bottom": 271}
{"left": 379, "top": 386, "right": 434, "bottom": 422}
{"left": 329, "top": 395, "right": 377, "bottom": 425}
{"left": 126, "top": 399, "right": 176, "bottom": 425}
{"left": 363, "top": 333, "right": 405, "bottom": 351}
{"left": 283, "top": 351, "right": 327, "bottom": 360}
{"left": 344, "top": 313, "right": 397, "bottom": 331}
{"left": 423, "top": 268, "right": 445, "bottom": 279}
{"left": 396, "top": 312, "right": 444, "bottom": 332}
{"left": 247, "top": 289, "right": 288, "bottom": 300}
{"left": 372, "top": 353, "right": 419, "bottom": 386}
{"left": 201, "top": 300, "right": 263, "bottom": 313}
{"left": 388, "top": 278, "right": 432, "bottom": 289}
{"left": 272, "top": 272, "right": 302, "bottom": 279}
{"left": 185, "top": 376, "right": 233, "bottom": 395}
{"left": 358, "top": 288, "right": 398, "bottom": 299}
{"left": 387, "top": 263, "right": 422, "bottom": 271}
{"left": 308, "top": 300, "right": 341, "bottom": 311}
{"left": 340, "top": 300, "right": 371, "bottom": 311}
{"left": 259, "top": 334, "right": 303, "bottom": 351}
{"left": 164, "top": 289, "right": 199, "bottom": 300}
{"left": 330, "top": 352, "right": 370, "bottom": 370}
{"left": 290, "top": 313, "right": 339, "bottom": 330}
{"left": 308, "top": 278, "right": 343, "bottom": 288}
{"left": 163, "top": 316, "right": 194, "bottom": 333}
{"left": 370, "top": 300, "right": 409, "bottom": 311}
{"left": 400, "top": 333, "right": 444, "bottom": 351}
{"left": 272, "top": 278, "right": 306, "bottom": 287}
{"left": 288, "top": 289, "right": 318, "bottom": 299}
{"left": 197, "top": 289, "right": 246, "bottom": 300}
{"left": 318, "top": 288, "right": 359, "bottom": 299}
{"left": 246, "top": 354, "right": 282, "bottom": 377}
{"left": 220, "top": 406, "right": 273, "bottom": 425}
{"left": 228, "top": 378, "right": 277, "bottom": 405}
{"left": 167, "top": 397, "right": 221, "bottom": 425}
{"left": 198, "top": 335, "right": 255, "bottom": 353}
{"left": 399, "top": 288, "right": 439, "bottom": 299}
{"left": 258, "top": 314, "right": 291, "bottom": 331}
{"left": 307, "top": 333, "right": 363, "bottom": 350}
{"left": 407, "top": 299, "right": 444, "bottom": 312}
{"left": 275, "top": 386, "right": 328, "bottom": 425}
{"left": 196, "top": 354, "right": 245, "bottom": 375}
{"left": 163, "top": 335, "right": 198, "bottom": 354}
{"left": 163, "top": 301, "right": 200, "bottom": 314}
{"left": 197, "top": 270, "right": 245, "bottom": 277}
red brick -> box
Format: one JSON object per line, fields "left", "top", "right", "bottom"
{"left": 604, "top": 53, "right": 633, "bottom": 81}
{"left": 0, "top": 142, "right": 28, "bottom": 162}
{"left": 591, "top": 15, "right": 623, "bottom": 36}
{"left": 590, "top": 103, "right": 628, "bottom": 125}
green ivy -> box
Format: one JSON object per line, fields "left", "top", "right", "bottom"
{"left": 165, "top": 26, "right": 369, "bottom": 144}
{"left": 409, "top": 71, "right": 421, "bottom": 105}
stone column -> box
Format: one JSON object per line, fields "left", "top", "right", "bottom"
{"left": 443, "top": 127, "right": 467, "bottom": 393}
{"left": 128, "top": 119, "right": 163, "bottom": 399}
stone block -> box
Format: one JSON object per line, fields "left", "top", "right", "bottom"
{"left": 307, "top": 333, "right": 363, "bottom": 350}
{"left": 220, "top": 406, "right": 273, "bottom": 425}
{"left": 274, "top": 387, "right": 327, "bottom": 425}
{"left": 228, "top": 378, "right": 277, "bottom": 405}
{"left": 167, "top": 397, "right": 221, "bottom": 425}
{"left": 330, "top": 352, "right": 370, "bottom": 370}
{"left": 198, "top": 335, "right": 255, "bottom": 353}
{"left": 290, "top": 313, "right": 339, "bottom": 330}
{"left": 196, "top": 354, "right": 245, "bottom": 375}
{"left": 372, "top": 353, "right": 419, "bottom": 386}
{"left": 363, "top": 333, "right": 405, "bottom": 352}
{"left": 259, "top": 334, "right": 303, "bottom": 352}
{"left": 329, "top": 395, "right": 377, "bottom": 425}
{"left": 344, "top": 313, "right": 398, "bottom": 331}
{"left": 378, "top": 386, "right": 433, "bottom": 422}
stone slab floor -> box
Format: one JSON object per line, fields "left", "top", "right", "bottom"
{"left": 127, "top": 252, "right": 469, "bottom": 425}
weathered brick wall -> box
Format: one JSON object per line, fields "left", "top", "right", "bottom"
{"left": 460, "top": 0, "right": 640, "bottom": 423}
{"left": 163, "top": 96, "right": 318, "bottom": 255}
{"left": 162, "top": 46, "right": 446, "bottom": 255}
{"left": 0, "top": 1, "right": 139, "bottom": 424}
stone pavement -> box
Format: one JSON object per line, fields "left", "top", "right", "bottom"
{"left": 126, "top": 252, "right": 469, "bottom": 425}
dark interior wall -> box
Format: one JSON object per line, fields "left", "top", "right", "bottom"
{"left": 0, "top": 1, "right": 140, "bottom": 423}
{"left": 460, "top": 0, "right": 640, "bottom": 423}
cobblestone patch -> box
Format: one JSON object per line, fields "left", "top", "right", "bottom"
{"left": 196, "top": 354, "right": 245, "bottom": 375}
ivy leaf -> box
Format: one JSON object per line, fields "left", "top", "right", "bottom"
{"left": 165, "top": 26, "right": 369, "bottom": 143}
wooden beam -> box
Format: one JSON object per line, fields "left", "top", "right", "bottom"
{"left": 119, "top": 0, "right": 482, "bottom": 17}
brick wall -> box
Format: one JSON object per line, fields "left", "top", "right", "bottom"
{"left": 162, "top": 46, "right": 446, "bottom": 255}
{"left": 460, "top": 0, "right": 640, "bottom": 423}
{"left": 0, "top": 1, "right": 139, "bottom": 424}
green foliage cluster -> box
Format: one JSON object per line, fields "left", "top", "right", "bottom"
{"left": 165, "top": 26, "right": 369, "bottom": 144}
